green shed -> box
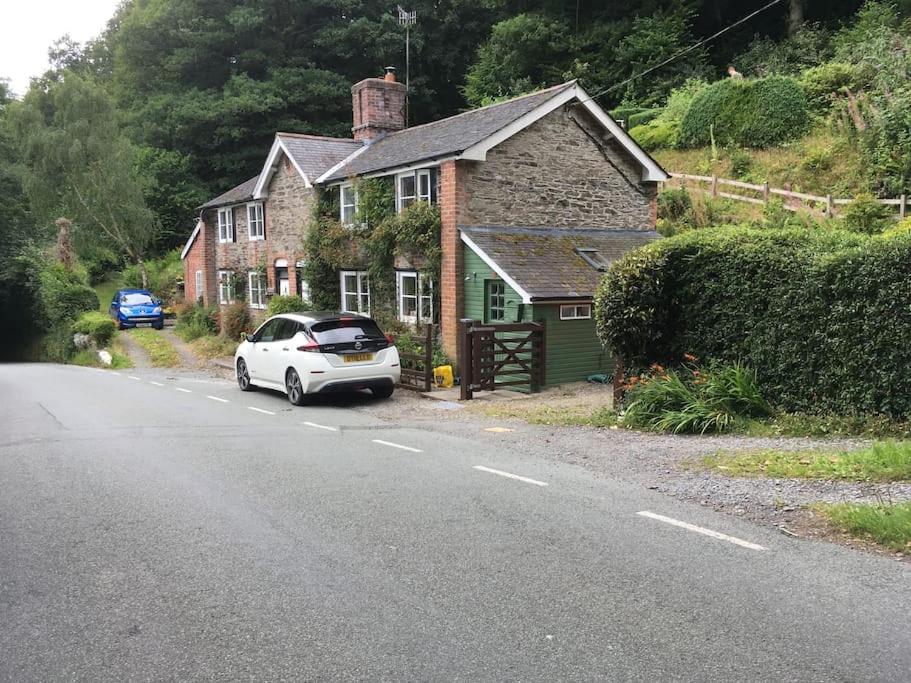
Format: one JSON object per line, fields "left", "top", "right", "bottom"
{"left": 460, "top": 226, "right": 658, "bottom": 389}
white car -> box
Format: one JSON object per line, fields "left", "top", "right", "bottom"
{"left": 234, "top": 312, "right": 401, "bottom": 404}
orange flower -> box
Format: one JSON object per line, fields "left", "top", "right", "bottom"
{"left": 650, "top": 363, "right": 665, "bottom": 373}
{"left": 683, "top": 353, "right": 698, "bottom": 362}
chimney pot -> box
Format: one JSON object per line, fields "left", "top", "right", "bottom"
{"left": 384, "top": 66, "right": 397, "bottom": 82}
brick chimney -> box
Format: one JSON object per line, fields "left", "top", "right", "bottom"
{"left": 351, "top": 66, "right": 406, "bottom": 141}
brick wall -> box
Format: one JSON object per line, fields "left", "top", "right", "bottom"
{"left": 439, "top": 160, "right": 468, "bottom": 361}
{"left": 211, "top": 154, "right": 314, "bottom": 308}
{"left": 182, "top": 221, "right": 215, "bottom": 306}
{"left": 461, "top": 106, "right": 657, "bottom": 229}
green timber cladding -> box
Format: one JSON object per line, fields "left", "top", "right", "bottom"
{"left": 462, "top": 245, "right": 613, "bottom": 387}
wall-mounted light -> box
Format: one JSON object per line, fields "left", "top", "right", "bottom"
{"left": 464, "top": 272, "right": 477, "bottom": 282}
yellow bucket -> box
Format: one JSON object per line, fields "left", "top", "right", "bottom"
{"left": 434, "top": 365, "right": 454, "bottom": 388}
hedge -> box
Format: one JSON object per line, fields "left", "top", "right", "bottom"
{"left": 595, "top": 228, "right": 911, "bottom": 417}
{"left": 266, "top": 294, "right": 312, "bottom": 316}
{"left": 678, "top": 76, "right": 810, "bottom": 148}
{"left": 72, "top": 311, "right": 116, "bottom": 346}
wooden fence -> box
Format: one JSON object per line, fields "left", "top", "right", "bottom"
{"left": 395, "top": 323, "right": 434, "bottom": 392}
{"left": 665, "top": 172, "right": 908, "bottom": 220}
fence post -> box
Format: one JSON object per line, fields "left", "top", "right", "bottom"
{"left": 762, "top": 182, "right": 770, "bottom": 204}
{"left": 710, "top": 175, "right": 718, "bottom": 198}
{"left": 458, "top": 319, "right": 473, "bottom": 400}
{"left": 422, "top": 323, "right": 433, "bottom": 392}
{"left": 901, "top": 194, "right": 907, "bottom": 221}
{"left": 826, "top": 194, "right": 834, "bottom": 218}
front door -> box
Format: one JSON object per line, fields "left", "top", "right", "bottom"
{"left": 276, "top": 267, "right": 290, "bottom": 296}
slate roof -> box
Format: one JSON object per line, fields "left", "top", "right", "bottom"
{"left": 322, "top": 82, "right": 576, "bottom": 182}
{"left": 276, "top": 133, "right": 362, "bottom": 181}
{"left": 460, "top": 226, "right": 659, "bottom": 300}
{"left": 199, "top": 176, "right": 258, "bottom": 209}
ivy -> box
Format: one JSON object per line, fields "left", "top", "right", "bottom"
{"left": 303, "top": 178, "right": 441, "bottom": 327}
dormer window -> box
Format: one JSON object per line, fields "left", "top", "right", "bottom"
{"left": 576, "top": 248, "right": 610, "bottom": 271}
{"left": 340, "top": 184, "right": 358, "bottom": 226}
{"left": 396, "top": 169, "right": 432, "bottom": 212}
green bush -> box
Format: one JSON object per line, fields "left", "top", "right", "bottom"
{"left": 122, "top": 249, "right": 182, "bottom": 301}
{"left": 627, "top": 108, "right": 661, "bottom": 128}
{"left": 72, "top": 311, "right": 116, "bottom": 346}
{"left": 799, "top": 62, "right": 864, "bottom": 112}
{"left": 219, "top": 301, "right": 252, "bottom": 340}
{"left": 728, "top": 148, "right": 753, "bottom": 178}
{"left": 657, "top": 188, "right": 692, "bottom": 222}
{"left": 174, "top": 301, "right": 218, "bottom": 341}
{"left": 629, "top": 119, "right": 678, "bottom": 151}
{"left": 595, "top": 228, "right": 911, "bottom": 417}
{"left": 679, "top": 77, "right": 810, "bottom": 148}
{"left": 266, "top": 295, "right": 312, "bottom": 316}
{"left": 38, "top": 263, "right": 100, "bottom": 325}
{"left": 842, "top": 194, "right": 892, "bottom": 234}
{"left": 622, "top": 362, "right": 770, "bottom": 434}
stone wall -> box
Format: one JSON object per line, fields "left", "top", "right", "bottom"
{"left": 461, "top": 106, "right": 657, "bottom": 229}
{"left": 210, "top": 152, "right": 314, "bottom": 308}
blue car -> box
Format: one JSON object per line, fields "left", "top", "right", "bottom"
{"left": 110, "top": 289, "right": 165, "bottom": 330}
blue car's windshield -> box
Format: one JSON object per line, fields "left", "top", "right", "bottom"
{"left": 120, "top": 293, "right": 154, "bottom": 306}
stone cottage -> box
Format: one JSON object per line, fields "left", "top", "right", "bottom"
{"left": 182, "top": 68, "right": 668, "bottom": 384}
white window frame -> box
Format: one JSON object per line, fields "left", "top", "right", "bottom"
{"left": 247, "top": 202, "right": 264, "bottom": 241}
{"left": 296, "top": 260, "right": 310, "bottom": 303}
{"left": 194, "top": 270, "right": 203, "bottom": 298}
{"left": 560, "top": 303, "right": 591, "bottom": 320}
{"left": 396, "top": 169, "right": 432, "bottom": 213}
{"left": 217, "top": 208, "right": 234, "bottom": 243}
{"left": 217, "top": 270, "right": 234, "bottom": 305}
{"left": 339, "top": 270, "right": 370, "bottom": 314}
{"left": 248, "top": 271, "right": 266, "bottom": 310}
{"left": 340, "top": 183, "right": 358, "bottom": 226}
{"left": 396, "top": 271, "right": 433, "bottom": 324}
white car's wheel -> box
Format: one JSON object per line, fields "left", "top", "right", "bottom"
{"left": 286, "top": 368, "right": 307, "bottom": 406}
{"left": 236, "top": 358, "right": 255, "bottom": 392}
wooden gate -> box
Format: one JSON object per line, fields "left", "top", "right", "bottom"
{"left": 458, "top": 319, "right": 546, "bottom": 400}
{"left": 396, "top": 323, "right": 435, "bottom": 392}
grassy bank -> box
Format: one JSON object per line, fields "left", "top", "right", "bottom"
{"left": 188, "top": 335, "right": 237, "bottom": 360}
{"left": 700, "top": 441, "right": 911, "bottom": 482}
{"left": 129, "top": 329, "right": 180, "bottom": 367}
{"left": 93, "top": 276, "right": 122, "bottom": 313}
{"left": 816, "top": 503, "right": 911, "bottom": 554}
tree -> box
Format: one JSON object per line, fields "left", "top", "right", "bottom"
{"left": 11, "top": 74, "right": 158, "bottom": 286}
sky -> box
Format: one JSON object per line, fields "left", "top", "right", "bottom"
{"left": 1, "top": 0, "right": 121, "bottom": 97}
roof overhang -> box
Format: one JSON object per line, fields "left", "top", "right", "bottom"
{"left": 460, "top": 231, "right": 533, "bottom": 304}
{"left": 180, "top": 221, "right": 203, "bottom": 260}
{"left": 458, "top": 82, "right": 669, "bottom": 183}
{"left": 253, "top": 135, "right": 312, "bottom": 199}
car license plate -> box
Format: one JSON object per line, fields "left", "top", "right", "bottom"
{"left": 136, "top": 323, "right": 153, "bottom": 328}
{"left": 343, "top": 352, "right": 374, "bottom": 363}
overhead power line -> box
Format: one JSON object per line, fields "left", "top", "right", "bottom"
{"left": 574, "top": 0, "right": 785, "bottom": 108}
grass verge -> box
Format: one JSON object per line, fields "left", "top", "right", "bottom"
{"left": 189, "top": 335, "right": 238, "bottom": 360}
{"left": 743, "top": 412, "right": 911, "bottom": 439}
{"left": 93, "top": 276, "right": 122, "bottom": 313}
{"left": 815, "top": 503, "right": 911, "bottom": 554}
{"left": 474, "top": 403, "right": 617, "bottom": 428}
{"left": 129, "top": 329, "right": 180, "bottom": 367}
{"left": 70, "top": 333, "right": 133, "bottom": 369}
{"left": 700, "top": 441, "right": 911, "bottom": 482}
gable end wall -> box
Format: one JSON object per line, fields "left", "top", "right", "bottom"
{"left": 460, "top": 106, "right": 657, "bottom": 229}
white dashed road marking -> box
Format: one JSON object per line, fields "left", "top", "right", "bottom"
{"left": 149, "top": 381, "right": 164, "bottom": 387}
{"left": 636, "top": 511, "right": 766, "bottom": 551}
{"left": 473, "top": 465, "right": 548, "bottom": 487}
{"left": 206, "top": 395, "right": 229, "bottom": 403}
{"left": 176, "top": 387, "right": 192, "bottom": 393}
{"left": 372, "top": 439, "right": 422, "bottom": 453}
{"left": 303, "top": 421, "right": 339, "bottom": 432}
{"left": 248, "top": 406, "right": 275, "bottom": 415}
{"left": 128, "top": 376, "right": 142, "bottom": 381}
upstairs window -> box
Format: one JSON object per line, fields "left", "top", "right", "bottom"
{"left": 576, "top": 248, "right": 610, "bottom": 271}
{"left": 396, "top": 169, "right": 432, "bottom": 212}
{"left": 340, "top": 270, "right": 370, "bottom": 314}
{"left": 247, "top": 203, "right": 264, "bottom": 240}
{"left": 217, "top": 208, "right": 234, "bottom": 243}
{"left": 340, "top": 184, "right": 358, "bottom": 226}
{"left": 194, "top": 270, "right": 203, "bottom": 300}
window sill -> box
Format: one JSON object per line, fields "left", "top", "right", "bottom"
{"left": 248, "top": 235, "right": 265, "bottom": 242}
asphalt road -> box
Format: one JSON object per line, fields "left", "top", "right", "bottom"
{"left": 1, "top": 363, "right": 909, "bottom": 682}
